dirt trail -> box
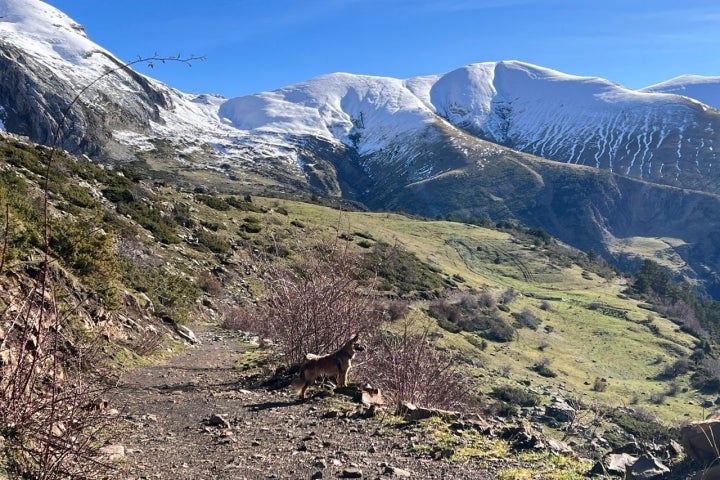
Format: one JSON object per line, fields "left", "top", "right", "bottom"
{"left": 111, "top": 326, "right": 486, "bottom": 480}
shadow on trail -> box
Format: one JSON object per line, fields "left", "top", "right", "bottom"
{"left": 245, "top": 399, "right": 300, "bottom": 411}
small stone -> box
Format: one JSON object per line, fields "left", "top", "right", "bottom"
{"left": 340, "top": 467, "right": 363, "bottom": 478}
{"left": 383, "top": 466, "right": 411, "bottom": 477}
{"left": 99, "top": 444, "right": 126, "bottom": 462}
{"left": 205, "top": 413, "right": 231, "bottom": 429}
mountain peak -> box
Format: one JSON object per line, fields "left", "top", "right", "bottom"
{"left": 641, "top": 75, "right": 720, "bottom": 110}
{"left": 0, "top": 0, "right": 94, "bottom": 63}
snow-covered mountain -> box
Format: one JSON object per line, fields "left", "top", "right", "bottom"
{"left": 5, "top": 0, "right": 720, "bottom": 296}
{"left": 642, "top": 75, "right": 720, "bottom": 110}
{"left": 0, "top": 0, "right": 175, "bottom": 153}
{"left": 4, "top": 0, "right": 720, "bottom": 194}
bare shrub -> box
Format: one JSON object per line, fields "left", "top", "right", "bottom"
{"left": 532, "top": 357, "right": 557, "bottom": 378}
{"left": 514, "top": 307, "right": 541, "bottom": 330}
{"left": 357, "top": 317, "right": 476, "bottom": 411}
{"left": 665, "top": 381, "right": 680, "bottom": 397}
{"left": 500, "top": 287, "right": 518, "bottom": 304}
{"left": 384, "top": 300, "right": 410, "bottom": 321}
{"left": 198, "top": 271, "right": 224, "bottom": 297}
{"left": 655, "top": 358, "right": 691, "bottom": 380}
{"left": 476, "top": 290, "right": 496, "bottom": 310}
{"left": 592, "top": 377, "right": 608, "bottom": 392}
{"left": 483, "top": 314, "right": 516, "bottom": 343}
{"left": 0, "top": 54, "right": 201, "bottom": 478}
{"left": 1, "top": 271, "right": 117, "bottom": 479}
{"left": 648, "top": 392, "right": 667, "bottom": 405}
{"left": 230, "top": 242, "right": 386, "bottom": 365}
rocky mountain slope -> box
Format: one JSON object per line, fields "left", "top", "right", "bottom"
{"left": 3, "top": 0, "right": 720, "bottom": 297}
{"left": 0, "top": 129, "right": 717, "bottom": 478}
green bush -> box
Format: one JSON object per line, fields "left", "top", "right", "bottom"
{"left": 0, "top": 170, "right": 44, "bottom": 261}
{"left": 240, "top": 215, "right": 262, "bottom": 233}
{"left": 119, "top": 260, "right": 201, "bottom": 323}
{"left": 194, "top": 229, "right": 231, "bottom": 255}
{"left": 195, "top": 194, "right": 230, "bottom": 211}
{"left": 102, "top": 186, "right": 135, "bottom": 203}
{"left": 491, "top": 384, "right": 541, "bottom": 407}
{"left": 362, "top": 241, "right": 445, "bottom": 295}
{"left": 606, "top": 409, "right": 677, "bottom": 446}
{"left": 49, "top": 214, "right": 120, "bottom": 307}
{"left": 116, "top": 201, "right": 179, "bottom": 244}
{"left": 225, "top": 196, "right": 265, "bottom": 212}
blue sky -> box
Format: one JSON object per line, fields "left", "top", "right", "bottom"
{"left": 46, "top": 0, "right": 720, "bottom": 98}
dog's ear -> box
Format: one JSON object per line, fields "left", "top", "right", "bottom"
{"left": 350, "top": 333, "right": 359, "bottom": 342}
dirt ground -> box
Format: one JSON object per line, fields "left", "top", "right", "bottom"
{"left": 110, "top": 326, "right": 500, "bottom": 480}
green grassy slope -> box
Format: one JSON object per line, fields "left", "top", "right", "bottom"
{"left": 0, "top": 134, "right": 708, "bottom": 444}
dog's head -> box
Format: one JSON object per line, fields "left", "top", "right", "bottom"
{"left": 348, "top": 333, "right": 365, "bottom": 353}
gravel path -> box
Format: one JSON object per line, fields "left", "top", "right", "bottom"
{"left": 110, "top": 326, "right": 495, "bottom": 480}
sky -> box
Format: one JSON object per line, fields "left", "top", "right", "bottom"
{"left": 45, "top": 0, "right": 720, "bottom": 99}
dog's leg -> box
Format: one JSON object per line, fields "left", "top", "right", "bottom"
{"left": 299, "top": 370, "right": 319, "bottom": 399}
{"left": 337, "top": 368, "right": 347, "bottom": 387}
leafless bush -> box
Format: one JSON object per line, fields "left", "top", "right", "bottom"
{"left": 124, "top": 329, "right": 164, "bottom": 357}
{"left": 592, "top": 377, "right": 608, "bottom": 392}
{"left": 356, "top": 317, "right": 476, "bottom": 411}
{"left": 198, "top": 271, "right": 224, "bottom": 297}
{"left": 656, "top": 358, "right": 691, "bottom": 380}
{"left": 665, "top": 381, "right": 680, "bottom": 397}
{"left": 227, "top": 242, "right": 387, "bottom": 365}
{"left": 384, "top": 300, "right": 410, "bottom": 321}
{"left": 476, "top": 290, "right": 496, "bottom": 309}
{"left": 1, "top": 274, "right": 117, "bottom": 479}
{"left": 1, "top": 54, "right": 201, "bottom": 478}
{"left": 500, "top": 287, "right": 518, "bottom": 304}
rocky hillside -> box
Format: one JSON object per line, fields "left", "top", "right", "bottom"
{"left": 3, "top": 130, "right": 720, "bottom": 478}
{"left": 4, "top": 0, "right": 720, "bottom": 301}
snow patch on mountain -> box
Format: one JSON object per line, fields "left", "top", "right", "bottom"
{"left": 642, "top": 75, "right": 720, "bottom": 110}
{"left": 0, "top": 0, "right": 111, "bottom": 81}
{"left": 219, "top": 73, "right": 437, "bottom": 155}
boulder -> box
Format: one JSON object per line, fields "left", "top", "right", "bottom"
{"left": 627, "top": 454, "right": 669, "bottom": 479}
{"left": 175, "top": 324, "right": 200, "bottom": 345}
{"left": 98, "top": 444, "right": 126, "bottom": 462}
{"left": 681, "top": 419, "right": 720, "bottom": 461}
{"left": 590, "top": 453, "right": 638, "bottom": 477}
{"left": 340, "top": 467, "right": 363, "bottom": 478}
{"left": 500, "top": 421, "right": 544, "bottom": 450}
{"left": 383, "top": 466, "right": 412, "bottom": 477}
{"left": 204, "top": 413, "right": 231, "bottom": 429}
{"left": 360, "top": 386, "right": 385, "bottom": 406}
{"left": 544, "top": 398, "right": 576, "bottom": 423}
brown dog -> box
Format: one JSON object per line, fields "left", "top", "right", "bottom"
{"left": 292, "top": 334, "right": 364, "bottom": 399}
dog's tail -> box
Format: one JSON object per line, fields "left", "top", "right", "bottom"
{"left": 291, "top": 376, "right": 305, "bottom": 395}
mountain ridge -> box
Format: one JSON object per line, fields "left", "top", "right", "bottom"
{"left": 4, "top": 0, "right": 720, "bottom": 298}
